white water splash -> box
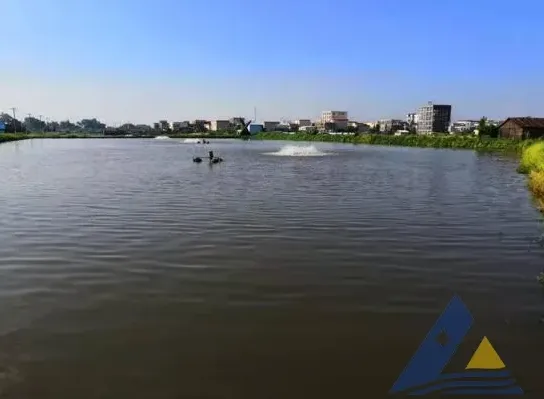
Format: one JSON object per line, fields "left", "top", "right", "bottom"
{"left": 183, "top": 138, "right": 202, "bottom": 144}
{"left": 265, "top": 144, "right": 330, "bottom": 156}
{"left": 154, "top": 136, "right": 170, "bottom": 140}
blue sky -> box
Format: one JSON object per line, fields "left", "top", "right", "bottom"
{"left": 1, "top": 0, "right": 543, "bottom": 124}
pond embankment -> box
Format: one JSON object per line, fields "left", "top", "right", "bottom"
{"left": 519, "top": 142, "right": 544, "bottom": 211}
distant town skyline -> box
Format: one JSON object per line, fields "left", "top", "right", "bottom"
{"left": 3, "top": 0, "right": 543, "bottom": 125}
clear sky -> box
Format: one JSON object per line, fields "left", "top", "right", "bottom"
{"left": 1, "top": 0, "right": 543, "bottom": 125}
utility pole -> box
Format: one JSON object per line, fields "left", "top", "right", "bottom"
{"left": 26, "top": 113, "right": 32, "bottom": 133}
{"left": 9, "top": 107, "right": 17, "bottom": 134}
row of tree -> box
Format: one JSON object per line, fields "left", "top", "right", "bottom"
{"left": 0, "top": 114, "right": 109, "bottom": 134}
{"left": 0, "top": 114, "right": 246, "bottom": 136}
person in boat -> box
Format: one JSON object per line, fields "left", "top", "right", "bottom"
{"left": 209, "top": 150, "right": 214, "bottom": 160}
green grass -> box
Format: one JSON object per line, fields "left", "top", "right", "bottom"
{"left": 0, "top": 133, "right": 25, "bottom": 143}
{"left": 518, "top": 142, "right": 544, "bottom": 173}
{"left": 254, "top": 132, "right": 534, "bottom": 152}
{"left": 518, "top": 142, "right": 544, "bottom": 286}
{"left": 518, "top": 142, "right": 544, "bottom": 212}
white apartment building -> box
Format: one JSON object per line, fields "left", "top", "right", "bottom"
{"left": 416, "top": 102, "right": 452, "bottom": 134}
{"left": 321, "top": 111, "right": 349, "bottom": 130}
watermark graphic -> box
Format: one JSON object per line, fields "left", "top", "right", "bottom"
{"left": 390, "top": 295, "right": 523, "bottom": 395}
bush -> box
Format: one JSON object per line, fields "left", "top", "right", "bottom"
{"left": 0, "top": 133, "right": 25, "bottom": 143}
{"left": 518, "top": 142, "right": 544, "bottom": 213}
{"left": 518, "top": 142, "right": 544, "bottom": 174}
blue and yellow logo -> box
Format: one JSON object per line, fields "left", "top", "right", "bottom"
{"left": 390, "top": 295, "right": 523, "bottom": 395}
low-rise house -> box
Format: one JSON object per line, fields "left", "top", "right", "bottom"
{"left": 380, "top": 119, "right": 407, "bottom": 134}
{"left": 230, "top": 117, "right": 245, "bottom": 128}
{"left": 295, "top": 119, "right": 312, "bottom": 127}
{"left": 171, "top": 121, "right": 190, "bottom": 130}
{"left": 275, "top": 122, "right": 291, "bottom": 132}
{"left": 449, "top": 120, "right": 479, "bottom": 134}
{"left": 264, "top": 121, "right": 280, "bottom": 131}
{"left": 299, "top": 125, "right": 317, "bottom": 133}
{"left": 209, "top": 120, "right": 230, "bottom": 131}
{"left": 499, "top": 117, "right": 544, "bottom": 139}
{"left": 357, "top": 123, "right": 370, "bottom": 133}
{"left": 323, "top": 122, "right": 336, "bottom": 132}
{"left": 487, "top": 119, "right": 503, "bottom": 126}
{"left": 249, "top": 123, "right": 264, "bottom": 134}
{"left": 348, "top": 121, "right": 370, "bottom": 133}
{"left": 348, "top": 121, "right": 359, "bottom": 129}
{"left": 192, "top": 120, "right": 210, "bottom": 132}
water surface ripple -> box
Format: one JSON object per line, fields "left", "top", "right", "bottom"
{"left": 0, "top": 139, "right": 543, "bottom": 398}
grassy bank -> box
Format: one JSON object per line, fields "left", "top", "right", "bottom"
{"left": 519, "top": 142, "right": 544, "bottom": 211}
{"left": 254, "top": 132, "right": 534, "bottom": 152}
{"left": 0, "top": 134, "right": 27, "bottom": 144}
{"left": 518, "top": 143, "right": 544, "bottom": 287}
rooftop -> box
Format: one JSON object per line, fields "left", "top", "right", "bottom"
{"left": 501, "top": 117, "right": 544, "bottom": 129}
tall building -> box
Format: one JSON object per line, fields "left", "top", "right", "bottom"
{"left": 416, "top": 102, "right": 452, "bottom": 134}
{"left": 158, "top": 120, "right": 169, "bottom": 131}
{"left": 321, "top": 111, "right": 348, "bottom": 130}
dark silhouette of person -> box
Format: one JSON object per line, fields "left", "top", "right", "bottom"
{"left": 209, "top": 150, "right": 214, "bottom": 159}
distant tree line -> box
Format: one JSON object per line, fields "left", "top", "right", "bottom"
{"left": 0, "top": 114, "right": 253, "bottom": 137}
{"left": 0, "top": 114, "right": 109, "bottom": 134}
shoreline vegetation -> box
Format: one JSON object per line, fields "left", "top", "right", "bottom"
{"left": 518, "top": 142, "right": 544, "bottom": 286}
{"left": 253, "top": 132, "right": 535, "bottom": 152}
{"left": 519, "top": 142, "right": 544, "bottom": 211}
{"left": 1, "top": 131, "right": 538, "bottom": 153}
